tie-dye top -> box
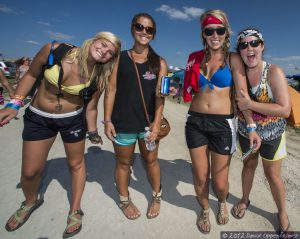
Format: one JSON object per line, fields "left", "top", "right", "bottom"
{"left": 238, "top": 61, "right": 286, "bottom": 141}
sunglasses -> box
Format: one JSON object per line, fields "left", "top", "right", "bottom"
{"left": 203, "top": 27, "right": 226, "bottom": 36}
{"left": 238, "top": 40, "right": 262, "bottom": 50}
{"left": 134, "top": 23, "right": 155, "bottom": 35}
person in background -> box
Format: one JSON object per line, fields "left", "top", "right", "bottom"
{"left": 0, "top": 69, "right": 15, "bottom": 104}
{"left": 232, "top": 28, "right": 292, "bottom": 235}
{"left": 104, "top": 13, "right": 167, "bottom": 220}
{"left": 0, "top": 32, "right": 121, "bottom": 238}
{"left": 14, "top": 57, "right": 30, "bottom": 89}
{"left": 183, "top": 9, "right": 261, "bottom": 234}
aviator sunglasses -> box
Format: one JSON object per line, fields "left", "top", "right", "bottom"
{"left": 134, "top": 23, "right": 155, "bottom": 35}
{"left": 204, "top": 27, "right": 226, "bottom": 36}
{"left": 238, "top": 39, "right": 262, "bottom": 50}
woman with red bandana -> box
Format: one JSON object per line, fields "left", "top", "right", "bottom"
{"left": 183, "top": 10, "right": 261, "bottom": 234}
{"left": 232, "top": 28, "right": 293, "bottom": 235}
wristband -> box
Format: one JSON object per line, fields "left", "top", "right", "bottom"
{"left": 5, "top": 103, "right": 21, "bottom": 110}
{"left": 247, "top": 127, "right": 257, "bottom": 133}
{"left": 246, "top": 123, "right": 257, "bottom": 128}
{"left": 101, "top": 120, "right": 111, "bottom": 124}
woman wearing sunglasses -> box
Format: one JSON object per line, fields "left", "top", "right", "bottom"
{"left": 183, "top": 10, "right": 261, "bottom": 234}
{"left": 104, "top": 13, "right": 167, "bottom": 220}
{"left": 232, "top": 28, "right": 293, "bottom": 234}
{"left": 0, "top": 32, "right": 121, "bottom": 238}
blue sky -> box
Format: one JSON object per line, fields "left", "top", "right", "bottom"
{"left": 1, "top": 0, "right": 300, "bottom": 75}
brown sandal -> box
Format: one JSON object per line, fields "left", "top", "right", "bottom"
{"left": 147, "top": 189, "right": 162, "bottom": 219}
{"left": 119, "top": 195, "right": 141, "bottom": 220}
{"left": 197, "top": 208, "right": 210, "bottom": 234}
{"left": 231, "top": 200, "right": 250, "bottom": 219}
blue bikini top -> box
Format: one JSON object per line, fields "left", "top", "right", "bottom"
{"left": 199, "top": 64, "right": 233, "bottom": 92}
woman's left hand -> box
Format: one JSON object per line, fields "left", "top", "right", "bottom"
{"left": 236, "top": 90, "right": 252, "bottom": 111}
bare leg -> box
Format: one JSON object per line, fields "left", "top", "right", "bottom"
{"left": 6, "top": 137, "right": 56, "bottom": 230}
{"left": 189, "top": 146, "right": 210, "bottom": 233}
{"left": 113, "top": 143, "right": 140, "bottom": 219}
{"left": 211, "top": 152, "right": 231, "bottom": 224}
{"left": 232, "top": 153, "right": 259, "bottom": 218}
{"left": 138, "top": 139, "right": 161, "bottom": 218}
{"left": 262, "top": 159, "right": 292, "bottom": 231}
{"left": 63, "top": 139, "right": 86, "bottom": 234}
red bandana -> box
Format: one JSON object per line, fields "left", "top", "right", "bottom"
{"left": 202, "top": 16, "right": 223, "bottom": 27}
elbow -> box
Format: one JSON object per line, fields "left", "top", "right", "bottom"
{"left": 283, "top": 108, "right": 291, "bottom": 118}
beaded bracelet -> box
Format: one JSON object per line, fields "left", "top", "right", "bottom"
{"left": 101, "top": 120, "right": 112, "bottom": 124}
{"left": 9, "top": 99, "right": 23, "bottom": 107}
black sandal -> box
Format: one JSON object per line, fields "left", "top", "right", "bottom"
{"left": 231, "top": 200, "right": 250, "bottom": 219}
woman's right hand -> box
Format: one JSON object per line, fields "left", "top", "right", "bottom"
{"left": 0, "top": 108, "right": 18, "bottom": 127}
{"left": 104, "top": 122, "right": 116, "bottom": 142}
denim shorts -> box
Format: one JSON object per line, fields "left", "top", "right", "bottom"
{"left": 22, "top": 105, "right": 86, "bottom": 143}
{"left": 114, "top": 132, "right": 145, "bottom": 146}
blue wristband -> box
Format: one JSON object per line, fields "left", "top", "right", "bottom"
{"left": 5, "top": 103, "right": 20, "bottom": 110}
{"left": 247, "top": 127, "right": 256, "bottom": 133}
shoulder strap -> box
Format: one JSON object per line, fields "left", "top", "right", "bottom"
{"left": 129, "top": 51, "right": 151, "bottom": 126}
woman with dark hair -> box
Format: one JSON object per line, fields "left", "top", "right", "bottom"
{"left": 104, "top": 13, "right": 168, "bottom": 220}
{"left": 232, "top": 28, "right": 292, "bottom": 234}
{"left": 183, "top": 9, "right": 261, "bottom": 234}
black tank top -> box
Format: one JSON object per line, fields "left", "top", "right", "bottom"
{"left": 112, "top": 50, "right": 158, "bottom": 133}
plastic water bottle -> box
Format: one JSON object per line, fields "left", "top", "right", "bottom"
{"left": 144, "top": 127, "right": 156, "bottom": 151}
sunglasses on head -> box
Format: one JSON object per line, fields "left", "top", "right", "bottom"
{"left": 203, "top": 27, "right": 226, "bottom": 36}
{"left": 134, "top": 23, "right": 155, "bottom": 35}
{"left": 238, "top": 39, "right": 262, "bottom": 50}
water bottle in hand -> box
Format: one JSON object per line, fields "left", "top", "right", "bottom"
{"left": 144, "top": 127, "right": 156, "bottom": 151}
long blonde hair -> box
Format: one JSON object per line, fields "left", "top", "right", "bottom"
{"left": 200, "top": 9, "right": 231, "bottom": 75}
{"left": 77, "top": 32, "right": 121, "bottom": 92}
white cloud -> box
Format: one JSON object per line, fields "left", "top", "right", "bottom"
{"left": 25, "top": 40, "right": 40, "bottom": 45}
{"left": 44, "top": 31, "right": 74, "bottom": 41}
{"left": 156, "top": 4, "right": 205, "bottom": 21}
{"left": 270, "top": 56, "right": 300, "bottom": 62}
{"left": 37, "top": 21, "right": 51, "bottom": 26}
{"left": 0, "top": 5, "right": 13, "bottom": 13}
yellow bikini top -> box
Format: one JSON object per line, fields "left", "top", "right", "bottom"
{"left": 44, "top": 64, "right": 91, "bottom": 95}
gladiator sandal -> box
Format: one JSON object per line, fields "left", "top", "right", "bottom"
{"left": 147, "top": 188, "right": 162, "bottom": 219}
{"left": 118, "top": 195, "right": 141, "bottom": 220}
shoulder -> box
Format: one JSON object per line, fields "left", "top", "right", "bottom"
{"left": 267, "top": 63, "right": 285, "bottom": 80}
{"left": 228, "top": 52, "right": 244, "bottom": 68}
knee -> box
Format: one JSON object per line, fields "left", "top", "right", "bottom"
{"left": 144, "top": 158, "right": 158, "bottom": 168}
{"left": 264, "top": 169, "right": 281, "bottom": 183}
{"left": 69, "top": 158, "right": 85, "bottom": 172}
{"left": 21, "top": 168, "right": 42, "bottom": 181}
{"left": 213, "top": 180, "right": 228, "bottom": 193}
{"left": 194, "top": 173, "right": 209, "bottom": 187}
{"left": 116, "top": 158, "right": 132, "bottom": 171}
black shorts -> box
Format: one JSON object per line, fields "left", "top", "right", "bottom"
{"left": 238, "top": 132, "right": 286, "bottom": 161}
{"left": 22, "top": 105, "right": 86, "bottom": 143}
{"left": 185, "top": 111, "right": 236, "bottom": 155}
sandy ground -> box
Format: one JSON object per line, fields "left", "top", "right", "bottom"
{"left": 0, "top": 96, "right": 299, "bottom": 239}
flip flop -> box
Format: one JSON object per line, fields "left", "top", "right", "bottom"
{"left": 231, "top": 200, "right": 250, "bottom": 219}
{"left": 62, "top": 209, "right": 84, "bottom": 239}
{"left": 5, "top": 194, "right": 44, "bottom": 232}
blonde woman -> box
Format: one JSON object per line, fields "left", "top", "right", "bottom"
{"left": 183, "top": 10, "right": 261, "bottom": 234}
{"left": 0, "top": 32, "right": 121, "bottom": 238}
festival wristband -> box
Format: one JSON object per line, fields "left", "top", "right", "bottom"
{"left": 5, "top": 103, "right": 21, "bottom": 110}
{"left": 247, "top": 127, "right": 257, "bottom": 133}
